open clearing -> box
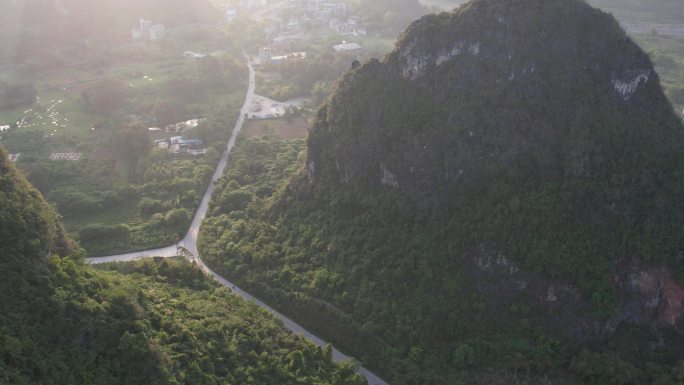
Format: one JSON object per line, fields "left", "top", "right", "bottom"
{"left": 243, "top": 116, "right": 309, "bottom": 139}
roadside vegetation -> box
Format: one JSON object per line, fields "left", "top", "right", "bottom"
{"left": 0, "top": 146, "right": 364, "bottom": 385}
{"left": 199, "top": 137, "right": 684, "bottom": 385}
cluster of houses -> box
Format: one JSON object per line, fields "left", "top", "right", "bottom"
{"left": 251, "top": 0, "right": 368, "bottom": 42}
{"left": 301, "top": 0, "right": 368, "bottom": 36}
{"left": 332, "top": 41, "right": 362, "bottom": 52}
{"left": 329, "top": 18, "right": 367, "bottom": 36}
{"left": 132, "top": 18, "right": 166, "bottom": 42}
{"left": 148, "top": 118, "right": 206, "bottom": 155}
{"left": 258, "top": 48, "right": 307, "bottom": 65}
{"left": 155, "top": 136, "right": 206, "bottom": 156}
{"left": 304, "top": 0, "right": 347, "bottom": 16}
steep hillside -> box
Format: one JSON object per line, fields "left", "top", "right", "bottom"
{"left": 307, "top": 0, "right": 684, "bottom": 305}
{"left": 0, "top": 146, "right": 364, "bottom": 385}
{"left": 200, "top": 1, "right": 684, "bottom": 384}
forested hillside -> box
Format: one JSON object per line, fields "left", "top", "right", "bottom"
{"left": 0, "top": 145, "right": 364, "bottom": 385}
{"left": 201, "top": 137, "right": 684, "bottom": 384}
{"left": 199, "top": 0, "right": 684, "bottom": 383}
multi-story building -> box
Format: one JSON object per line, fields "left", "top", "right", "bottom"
{"left": 139, "top": 18, "right": 152, "bottom": 39}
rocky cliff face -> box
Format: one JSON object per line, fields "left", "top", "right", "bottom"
{"left": 306, "top": 0, "right": 684, "bottom": 334}
{"left": 468, "top": 250, "right": 684, "bottom": 339}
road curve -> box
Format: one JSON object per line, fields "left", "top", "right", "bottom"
{"left": 87, "top": 56, "right": 389, "bottom": 385}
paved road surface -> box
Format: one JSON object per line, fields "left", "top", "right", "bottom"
{"left": 87, "top": 56, "right": 389, "bottom": 385}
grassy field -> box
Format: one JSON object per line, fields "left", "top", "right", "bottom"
{"left": 628, "top": 35, "right": 684, "bottom": 119}
{"left": 243, "top": 116, "right": 310, "bottom": 140}
{"left": 0, "top": 56, "right": 197, "bottom": 160}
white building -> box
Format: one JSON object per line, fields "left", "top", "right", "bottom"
{"left": 140, "top": 18, "right": 152, "bottom": 39}
{"left": 184, "top": 51, "right": 207, "bottom": 59}
{"left": 241, "top": 0, "right": 268, "bottom": 9}
{"left": 321, "top": 2, "right": 346, "bottom": 15}
{"left": 332, "top": 42, "right": 362, "bottom": 52}
{"left": 226, "top": 9, "right": 237, "bottom": 22}
{"left": 259, "top": 47, "right": 272, "bottom": 64}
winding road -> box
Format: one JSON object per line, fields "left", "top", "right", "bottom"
{"left": 87, "top": 56, "right": 389, "bottom": 385}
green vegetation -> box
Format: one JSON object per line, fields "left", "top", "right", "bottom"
{"left": 9, "top": 104, "right": 240, "bottom": 256}
{"left": 0, "top": 145, "right": 364, "bottom": 384}
{"left": 257, "top": 50, "right": 354, "bottom": 103}
{"left": 4, "top": 0, "right": 684, "bottom": 383}
{"left": 0, "top": 17, "right": 249, "bottom": 255}
{"left": 635, "top": 35, "right": 684, "bottom": 114}
{"left": 200, "top": 137, "right": 684, "bottom": 384}
{"left": 309, "top": 0, "right": 684, "bottom": 298}
{"left": 255, "top": 37, "right": 393, "bottom": 105}
{"left": 349, "top": 0, "right": 428, "bottom": 36}
{"left": 38, "top": 141, "right": 221, "bottom": 256}
{"left": 199, "top": 1, "right": 684, "bottom": 383}
{"left": 2, "top": 256, "right": 366, "bottom": 384}
{"left": 0, "top": 82, "right": 36, "bottom": 111}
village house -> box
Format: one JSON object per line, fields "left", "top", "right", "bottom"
{"left": 332, "top": 41, "right": 362, "bottom": 52}
{"left": 161, "top": 136, "right": 205, "bottom": 155}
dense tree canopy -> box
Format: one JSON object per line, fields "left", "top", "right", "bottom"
{"left": 0, "top": 81, "right": 36, "bottom": 111}
{"left": 199, "top": 136, "right": 684, "bottom": 384}
{"left": 0, "top": 144, "right": 364, "bottom": 385}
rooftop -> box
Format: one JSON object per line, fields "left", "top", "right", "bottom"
{"left": 333, "top": 42, "right": 362, "bottom": 52}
